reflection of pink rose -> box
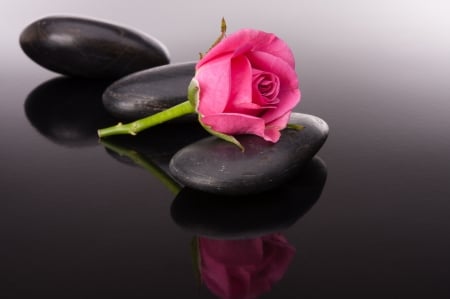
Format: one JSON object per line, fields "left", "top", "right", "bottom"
{"left": 198, "top": 234, "right": 295, "bottom": 299}
{"left": 194, "top": 29, "right": 300, "bottom": 143}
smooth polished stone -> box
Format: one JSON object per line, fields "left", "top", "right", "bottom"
{"left": 171, "top": 156, "right": 327, "bottom": 239}
{"left": 19, "top": 16, "right": 170, "bottom": 78}
{"left": 24, "top": 77, "right": 115, "bottom": 147}
{"left": 102, "top": 61, "right": 196, "bottom": 120}
{"left": 169, "top": 113, "right": 329, "bottom": 195}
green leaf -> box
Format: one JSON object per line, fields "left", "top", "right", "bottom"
{"left": 187, "top": 78, "right": 200, "bottom": 109}
{"left": 199, "top": 116, "right": 245, "bottom": 151}
{"left": 287, "top": 123, "right": 305, "bottom": 130}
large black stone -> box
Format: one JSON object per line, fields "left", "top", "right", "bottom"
{"left": 19, "top": 16, "right": 170, "bottom": 79}
{"left": 169, "top": 113, "right": 329, "bottom": 195}
{"left": 102, "top": 61, "right": 196, "bottom": 120}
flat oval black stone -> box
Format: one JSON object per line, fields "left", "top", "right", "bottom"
{"left": 19, "top": 16, "right": 170, "bottom": 78}
{"left": 169, "top": 113, "right": 329, "bottom": 195}
{"left": 102, "top": 61, "right": 196, "bottom": 120}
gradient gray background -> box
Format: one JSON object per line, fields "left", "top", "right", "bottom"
{"left": 1, "top": 1, "right": 450, "bottom": 298}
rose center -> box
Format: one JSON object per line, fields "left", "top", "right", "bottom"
{"left": 252, "top": 71, "right": 280, "bottom": 105}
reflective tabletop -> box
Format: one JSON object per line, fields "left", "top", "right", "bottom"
{"left": 1, "top": 1, "right": 450, "bottom": 298}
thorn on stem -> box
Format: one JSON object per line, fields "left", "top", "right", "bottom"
{"left": 206, "top": 18, "right": 228, "bottom": 54}
{"left": 221, "top": 17, "right": 227, "bottom": 34}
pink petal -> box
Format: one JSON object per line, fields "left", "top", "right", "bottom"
{"left": 247, "top": 31, "right": 296, "bottom": 68}
{"left": 201, "top": 113, "right": 281, "bottom": 142}
{"left": 262, "top": 127, "right": 281, "bottom": 143}
{"left": 225, "top": 101, "right": 272, "bottom": 116}
{"left": 196, "top": 53, "right": 233, "bottom": 115}
{"left": 252, "top": 70, "right": 280, "bottom": 105}
{"left": 225, "top": 56, "right": 253, "bottom": 110}
{"left": 248, "top": 51, "right": 299, "bottom": 91}
{"left": 263, "top": 110, "right": 293, "bottom": 142}
{"left": 261, "top": 87, "right": 300, "bottom": 124}
{"left": 197, "top": 29, "right": 256, "bottom": 69}
{"left": 266, "top": 110, "right": 292, "bottom": 129}
{"left": 259, "top": 234, "right": 296, "bottom": 282}
{"left": 247, "top": 51, "right": 300, "bottom": 124}
{"left": 199, "top": 238, "right": 264, "bottom": 265}
{"left": 197, "top": 29, "right": 295, "bottom": 69}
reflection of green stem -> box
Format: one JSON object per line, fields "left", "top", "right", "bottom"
{"left": 191, "top": 236, "right": 202, "bottom": 287}
{"left": 100, "top": 139, "right": 182, "bottom": 195}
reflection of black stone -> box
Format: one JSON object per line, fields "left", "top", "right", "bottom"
{"left": 102, "top": 123, "right": 209, "bottom": 173}
{"left": 24, "top": 77, "right": 116, "bottom": 147}
{"left": 104, "top": 147, "right": 138, "bottom": 168}
{"left": 171, "top": 156, "right": 327, "bottom": 239}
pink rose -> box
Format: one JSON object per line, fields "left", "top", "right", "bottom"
{"left": 98, "top": 25, "right": 300, "bottom": 145}
{"left": 198, "top": 233, "right": 296, "bottom": 299}
{"left": 192, "top": 29, "right": 300, "bottom": 144}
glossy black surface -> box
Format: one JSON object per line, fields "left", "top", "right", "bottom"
{"left": 20, "top": 16, "right": 170, "bottom": 78}
{"left": 24, "top": 77, "right": 116, "bottom": 146}
{"left": 170, "top": 113, "right": 328, "bottom": 195}
{"left": 1, "top": 1, "right": 450, "bottom": 298}
{"left": 103, "top": 62, "right": 196, "bottom": 120}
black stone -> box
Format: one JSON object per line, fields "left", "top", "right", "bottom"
{"left": 169, "top": 113, "right": 329, "bottom": 195}
{"left": 102, "top": 61, "right": 196, "bottom": 120}
{"left": 24, "top": 77, "right": 115, "bottom": 147}
{"left": 19, "top": 16, "right": 170, "bottom": 79}
{"left": 171, "top": 156, "right": 327, "bottom": 239}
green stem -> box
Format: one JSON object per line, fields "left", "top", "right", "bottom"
{"left": 98, "top": 100, "right": 195, "bottom": 138}
{"left": 100, "top": 139, "right": 182, "bottom": 195}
